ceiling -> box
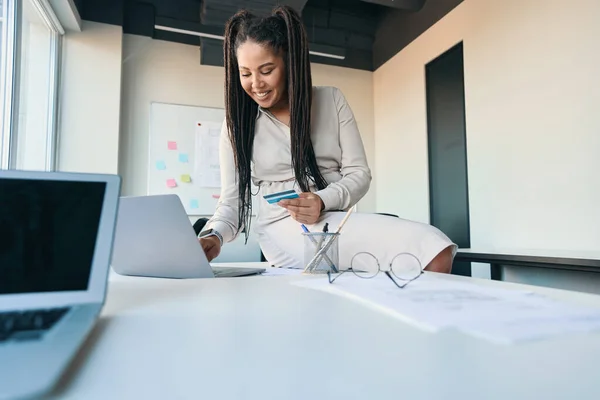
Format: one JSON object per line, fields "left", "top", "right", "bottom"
{"left": 73, "top": 0, "right": 463, "bottom": 71}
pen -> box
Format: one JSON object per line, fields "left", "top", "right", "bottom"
{"left": 301, "top": 224, "right": 337, "bottom": 272}
{"left": 305, "top": 208, "right": 354, "bottom": 272}
{"left": 312, "top": 223, "right": 330, "bottom": 272}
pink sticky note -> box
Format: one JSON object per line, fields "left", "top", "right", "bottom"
{"left": 212, "top": 194, "right": 220, "bottom": 199}
{"left": 166, "top": 178, "right": 177, "bottom": 188}
{"left": 167, "top": 141, "right": 177, "bottom": 150}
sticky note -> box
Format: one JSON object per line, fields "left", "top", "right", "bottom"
{"left": 178, "top": 153, "right": 189, "bottom": 163}
{"left": 190, "top": 199, "right": 199, "bottom": 209}
{"left": 181, "top": 174, "right": 191, "bottom": 183}
{"left": 166, "top": 178, "right": 177, "bottom": 188}
{"left": 156, "top": 160, "right": 166, "bottom": 170}
{"left": 212, "top": 194, "right": 220, "bottom": 199}
{"left": 167, "top": 141, "right": 177, "bottom": 150}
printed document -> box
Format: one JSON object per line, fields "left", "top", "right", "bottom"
{"left": 293, "top": 275, "right": 600, "bottom": 343}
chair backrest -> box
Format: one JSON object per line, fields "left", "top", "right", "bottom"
{"left": 376, "top": 212, "right": 399, "bottom": 218}
{"left": 193, "top": 216, "right": 267, "bottom": 262}
{"left": 192, "top": 217, "right": 210, "bottom": 235}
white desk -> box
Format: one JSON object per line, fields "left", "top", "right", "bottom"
{"left": 48, "top": 265, "right": 600, "bottom": 399}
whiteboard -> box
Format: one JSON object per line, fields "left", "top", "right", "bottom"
{"left": 147, "top": 102, "right": 226, "bottom": 216}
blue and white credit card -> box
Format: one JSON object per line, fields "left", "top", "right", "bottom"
{"left": 263, "top": 189, "right": 299, "bottom": 204}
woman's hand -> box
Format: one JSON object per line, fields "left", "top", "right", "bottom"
{"left": 278, "top": 192, "right": 324, "bottom": 225}
{"left": 199, "top": 236, "right": 221, "bottom": 262}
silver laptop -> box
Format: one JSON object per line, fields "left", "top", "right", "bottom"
{"left": 0, "top": 170, "right": 121, "bottom": 400}
{"left": 111, "top": 194, "right": 265, "bottom": 278}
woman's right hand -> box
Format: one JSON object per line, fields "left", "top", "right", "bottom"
{"left": 199, "top": 236, "right": 221, "bottom": 262}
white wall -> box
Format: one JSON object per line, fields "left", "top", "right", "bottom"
{"left": 374, "top": 0, "right": 600, "bottom": 256}
{"left": 119, "top": 34, "right": 376, "bottom": 212}
{"left": 119, "top": 36, "right": 223, "bottom": 198}
{"left": 58, "top": 21, "right": 122, "bottom": 174}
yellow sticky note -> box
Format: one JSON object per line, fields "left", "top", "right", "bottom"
{"left": 181, "top": 174, "right": 191, "bottom": 183}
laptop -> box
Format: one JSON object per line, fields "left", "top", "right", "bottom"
{"left": 0, "top": 170, "right": 121, "bottom": 400}
{"left": 111, "top": 194, "right": 265, "bottom": 278}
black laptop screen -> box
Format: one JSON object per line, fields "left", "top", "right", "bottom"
{"left": 0, "top": 178, "right": 106, "bottom": 295}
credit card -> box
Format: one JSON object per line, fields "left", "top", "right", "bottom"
{"left": 263, "top": 189, "right": 299, "bottom": 204}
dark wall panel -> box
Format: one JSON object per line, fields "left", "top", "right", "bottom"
{"left": 425, "top": 42, "right": 471, "bottom": 276}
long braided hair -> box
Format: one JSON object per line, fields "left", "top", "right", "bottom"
{"left": 223, "top": 5, "right": 328, "bottom": 242}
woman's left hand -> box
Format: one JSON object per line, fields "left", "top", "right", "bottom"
{"left": 278, "top": 192, "right": 324, "bottom": 225}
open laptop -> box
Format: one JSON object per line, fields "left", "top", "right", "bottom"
{"left": 0, "top": 170, "right": 121, "bottom": 400}
{"left": 111, "top": 194, "right": 265, "bottom": 278}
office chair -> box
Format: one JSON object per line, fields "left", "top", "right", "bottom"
{"left": 193, "top": 217, "right": 267, "bottom": 262}
{"left": 193, "top": 217, "right": 210, "bottom": 236}
{"left": 376, "top": 213, "right": 399, "bottom": 218}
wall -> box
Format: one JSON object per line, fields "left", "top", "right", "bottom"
{"left": 119, "top": 34, "right": 376, "bottom": 212}
{"left": 57, "top": 21, "right": 122, "bottom": 174}
{"left": 374, "top": 0, "right": 600, "bottom": 262}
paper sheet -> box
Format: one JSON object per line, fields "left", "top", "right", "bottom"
{"left": 293, "top": 275, "right": 600, "bottom": 343}
{"left": 194, "top": 122, "right": 222, "bottom": 188}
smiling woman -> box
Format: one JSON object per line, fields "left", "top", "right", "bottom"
{"left": 198, "top": 5, "right": 457, "bottom": 274}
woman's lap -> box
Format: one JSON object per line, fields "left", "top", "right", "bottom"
{"left": 256, "top": 212, "right": 457, "bottom": 270}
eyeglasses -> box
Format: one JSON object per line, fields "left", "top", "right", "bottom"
{"left": 327, "top": 252, "right": 423, "bottom": 289}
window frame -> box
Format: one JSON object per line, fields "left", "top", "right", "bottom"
{"left": 0, "top": 0, "right": 64, "bottom": 171}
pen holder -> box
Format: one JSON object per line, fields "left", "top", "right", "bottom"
{"left": 302, "top": 232, "right": 340, "bottom": 274}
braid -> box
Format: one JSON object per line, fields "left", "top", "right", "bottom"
{"left": 272, "top": 6, "right": 328, "bottom": 193}
{"left": 223, "top": 5, "right": 328, "bottom": 242}
{"left": 224, "top": 10, "right": 257, "bottom": 243}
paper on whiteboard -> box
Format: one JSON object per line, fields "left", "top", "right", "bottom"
{"left": 293, "top": 275, "right": 600, "bottom": 343}
{"left": 194, "top": 122, "right": 222, "bottom": 188}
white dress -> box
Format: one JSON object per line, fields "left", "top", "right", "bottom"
{"left": 204, "top": 86, "right": 457, "bottom": 269}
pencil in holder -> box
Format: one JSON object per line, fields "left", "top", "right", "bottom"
{"left": 302, "top": 232, "right": 340, "bottom": 274}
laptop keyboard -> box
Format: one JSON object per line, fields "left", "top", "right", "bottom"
{"left": 0, "top": 307, "right": 69, "bottom": 343}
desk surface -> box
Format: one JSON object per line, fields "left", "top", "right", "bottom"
{"left": 49, "top": 265, "right": 600, "bottom": 400}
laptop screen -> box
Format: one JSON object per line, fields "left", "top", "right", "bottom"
{"left": 0, "top": 178, "right": 106, "bottom": 295}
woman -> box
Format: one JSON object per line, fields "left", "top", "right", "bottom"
{"left": 198, "top": 5, "right": 456, "bottom": 273}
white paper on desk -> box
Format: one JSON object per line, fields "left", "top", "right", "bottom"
{"left": 293, "top": 275, "right": 600, "bottom": 343}
{"left": 194, "top": 122, "right": 222, "bottom": 188}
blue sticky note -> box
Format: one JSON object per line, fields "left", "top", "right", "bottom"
{"left": 190, "top": 199, "right": 199, "bottom": 209}
{"left": 156, "top": 160, "right": 166, "bottom": 170}
{"left": 179, "top": 153, "right": 189, "bottom": 163}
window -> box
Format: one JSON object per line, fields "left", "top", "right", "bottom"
{"left": 0, "top": 0, "right": 17, "bottom": 169}
{"left": 0, "top": 0, "right": 63, "bottom": 171}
